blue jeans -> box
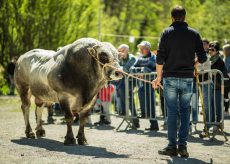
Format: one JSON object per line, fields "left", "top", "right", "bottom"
{"left": 138, "top": 83, "right": 155, "bottom": 118}
{"left": 191, "top": 83, "right": 198, "bottom": 123}
{"left": 212, "top": 89, "right": 222, "bottom": 122}
{"left": 201, "top": 83, "right": 213, "bottom": 129}
{"left": 118, "top": 78, "right": 137, "bottom": 117}
{"left": 138, "top": 82, "right": 158, "bottom": 126}
{"left": 163, "top": 77, "right": 193, "bottom": 147}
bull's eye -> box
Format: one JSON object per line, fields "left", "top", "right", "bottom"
{"left": 99, "top": 52, "right": 109, "bottom": 63}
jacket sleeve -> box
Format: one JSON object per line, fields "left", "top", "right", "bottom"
{"left": 157, "top": 31, "right": 167, "bottom": 65}
{"left": 195, "top": 33, "right": 207, "bottom": 64}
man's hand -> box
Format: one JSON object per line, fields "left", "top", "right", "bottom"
{"left": 152, "top": 77, "right": 162, "bottom": 89}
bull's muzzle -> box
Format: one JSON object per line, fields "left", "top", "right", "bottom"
{"left": 109, "top": 68, "right": 123, "bottom": 80}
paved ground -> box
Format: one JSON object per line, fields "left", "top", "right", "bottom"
{"left": 0, "top": 96, "right": 230, "bottom": 164}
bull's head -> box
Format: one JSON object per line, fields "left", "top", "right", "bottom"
{"left": 87, "top": 43, "right": 123, "bottom": 81}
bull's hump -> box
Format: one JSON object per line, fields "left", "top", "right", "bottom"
{"left": 73, "top": 38, "right": 101, "bottom": 47}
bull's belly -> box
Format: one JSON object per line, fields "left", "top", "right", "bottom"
{"left": 30, "top": 85, "right": 59, "bottom": 103}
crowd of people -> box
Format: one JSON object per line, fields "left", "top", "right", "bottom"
{"left": 94, "top": 38, "right": 230, "bottom": 128}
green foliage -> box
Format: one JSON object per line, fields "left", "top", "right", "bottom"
{"left": 0, "top": 0, "right": 229, "bottom": 68}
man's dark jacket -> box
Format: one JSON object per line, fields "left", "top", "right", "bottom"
{"left": 157, "top": 21, "right": 207, "bottom": 78}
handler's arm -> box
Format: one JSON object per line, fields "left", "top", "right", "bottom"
{"left": 152, "top": 64, "right": 163, "bottom": 89}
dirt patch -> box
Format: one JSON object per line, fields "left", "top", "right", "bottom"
{"left": 0, "top": 96, "right": 229, "bottom": 163}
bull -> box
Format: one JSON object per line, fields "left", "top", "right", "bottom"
{"left": 14, "top": 38, "right": 123, "bottom": 145}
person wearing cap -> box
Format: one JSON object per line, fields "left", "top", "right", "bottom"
{"left": 116, "top": 44, "right": 140, "bottom": 128}
{"left": 131, "top": 40, "right": 159, "bottom": 131}
{"left": 152, "top": 5, "right": 207, "bottom": 157}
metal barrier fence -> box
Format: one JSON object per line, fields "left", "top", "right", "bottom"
{"left": 92, "top": 69, "right": 228, "bottom": 141}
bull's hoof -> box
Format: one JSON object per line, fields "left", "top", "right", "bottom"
{"left": 64, "top": 137, "right": 76, "bottom": 146}
{"left": 76, "top": 135, "right": 87, "bottom": 145}
{"left": 36, "top": 130, "right": 46, "bottom": 138}
{"left": 26, "top": 132, "right": 35, "bottom": 139}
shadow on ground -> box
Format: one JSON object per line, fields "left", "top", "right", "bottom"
{"left": 161, "top": 156, "right": 210, "bottom": 164}
{"left": 11, "top": 138, "right": 129, "bottom": 159}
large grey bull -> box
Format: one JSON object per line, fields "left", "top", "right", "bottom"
{"left": 14, "top": 38, "right": 122, "bottom": 145}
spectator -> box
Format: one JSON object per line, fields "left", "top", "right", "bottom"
{"left": 94, "top": 83, "right": 114, "bottom": 125}
{"left": 132, "top": 40, "right": 159, "bottom": 131}
{"left": 191, "top": 39, "right": 211, "bottom": 133}
{"left": 223, "top": 44, "right": 230, "bottom": 116}
{"left": 6, "top": 56, "right": 17, "bottom": 95}
{"left": 209, "top": 42, "right": 227, "bottom": 124}
{"left": 196, "top": 56, "right": 213, "bottom": 138}
{"left": 153, "top": 5, "right": 207, "bottom": 157}
{"left": 202, "top": 39, "right": 210, "bottom": 53}
{"left": 116, "top": 44, "right": 140, "bottom": 128}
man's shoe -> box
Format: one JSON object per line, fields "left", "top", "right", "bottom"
{"left": 132, "top": 119, "right": 140, "bottom": 128}
{"left": 178, "top": 145, "right": 189, "bottom": 157}
{"left": 145, "top": 126, "right": 159, "bottom": 131}
{"left": 145, "top": 123, "right": 159, "bottom": 131}
{"left": 158, "top": 147, "right": 178, "bottom": 156}
{"left": 103, "top": 120, "right": 111, "bottom": 125}
{"left": 199, "top": 130, "right": 209, "bottom": 138}
{"left": 47, "top": 117, "right": 56, "bottom": 124}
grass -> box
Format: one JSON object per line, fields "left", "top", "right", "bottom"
{"left": 0, "top": 96, "right": 36, "bottom": 112}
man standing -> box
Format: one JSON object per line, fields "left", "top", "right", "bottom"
{"left": 117, "top": 44, "right": 140, "bottom": 128}
{"left": 132, "top": 41, "right": 159, "bottom": 131}
{"left": 152, "top": 5, "right": 207, "bottom": 157}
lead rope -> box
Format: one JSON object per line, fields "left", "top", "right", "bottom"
{"left": 89, "top": 51, "right": 163, "bottom": 89}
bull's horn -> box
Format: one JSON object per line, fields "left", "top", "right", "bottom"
{"left": 87, "top": 45, "right": 101, "bottom": 56}
{"left": 87, "top": 47, "right": 96, "bottom": 56}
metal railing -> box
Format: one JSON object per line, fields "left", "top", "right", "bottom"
{"left": 92, "top": 69, "right": 228, "bottom": 141}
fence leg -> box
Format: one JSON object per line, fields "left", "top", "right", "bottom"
{"left": 116, "top": 118, "right": 125, "bottom": 131}
{"left": 219, "top": 123, "right": 228, "bottom": 141}
{"left": 116, "top": 117, "right": 132, "bottom": 131}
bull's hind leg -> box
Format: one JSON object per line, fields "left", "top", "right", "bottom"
{"left": 76, "top": 111, "right": 89, "bottom": 145}
{"left": 60, "top": 99, "right": 76, "bottom": 145}
{"left": 19, "top": 87, "right": 35, "bottom": 138}
{"left": 35, "top": 98, "right": 46, "bottom": 137}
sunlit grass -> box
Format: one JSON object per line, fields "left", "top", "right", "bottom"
{"left": 0, "top": 96, "right": 36, "bottom": 112}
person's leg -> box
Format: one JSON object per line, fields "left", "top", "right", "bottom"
{"left": 138, "top": 85, "right": 146, "bottom": 117}
{"left": 158, "top": 77, "right": 178, "bottom": 156}
{"left": 147, "top": 85, "right": 159, "bottom": 130}
{"left": 129, "top": 80, "right": 137, "bottom": 117}
{"left": 191, "top": 85, "right": 198, "bottom": 124}
{"left": 101, "top": 101, "right": 111, "bottom": 123}
{"left": 9, "top": 75, "right": 15, "bottom": 95}
{"left": 178, "top": 78, "right": 193, "bottom": 147}
{"left": 224, "top": 86, "right": 229, "bottom": 112}
{"left": 118, "top": 86, "right": 126, "bottom": 115}
{"left": 204, "top": 83, "right": 213, "bottom": 126}
{"left": 215, "top": 90, "right": 222, "bottom": 122}
{"left": 163, "top": 78, "right": 179, "bottom": 148}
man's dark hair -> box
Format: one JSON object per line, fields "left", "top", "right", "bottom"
{"left": 209, "top": 41, "right": 220, "bottom": 51}
{"left": 171, "top": 5, "right": 186, "bottom": 21}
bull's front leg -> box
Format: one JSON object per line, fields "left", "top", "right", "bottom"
{"left": 60, "top": 99, "right": 76, "bottom": 145}
{"left": 76, "top": 112, "right": 89, "bottom": 145}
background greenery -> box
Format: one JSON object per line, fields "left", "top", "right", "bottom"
{"left": 0, "top": 0, "right": 229, "bottom": 93}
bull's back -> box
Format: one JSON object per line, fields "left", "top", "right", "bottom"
{"left": 14, "top": 49, "right": 55, "bottom": 89}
